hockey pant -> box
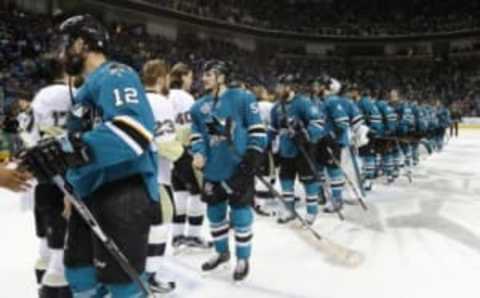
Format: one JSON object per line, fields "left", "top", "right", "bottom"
{"left": 171, "top": 151, "right": 205, "bottom": 239}
{"left": 64, "top": 175, "right": 151, "bottom": 298}
{"left": 278, "top": 156, "right": 320, "bottom": 216}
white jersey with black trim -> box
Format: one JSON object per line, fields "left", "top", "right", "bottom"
{"left": 169, "top": 89, "right": 194, "bottom": 146}
{"left": 21, "top": 84, "right": 72, "bottom": 146}
{"left": 146, "top": 92, "right": 177, "bottom": 185}
{"left": 258, "top": 101, "right": 274, "bottom": 127}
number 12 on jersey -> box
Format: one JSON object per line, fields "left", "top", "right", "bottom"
{"left": 114, "top": 88, "right": 139, "bottom": 106}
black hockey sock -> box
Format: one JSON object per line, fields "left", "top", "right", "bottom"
{"left": 35, "top": 269, "right": 46, "bottom": 285}
{"left": 39, "top": 285, "right": 72, "bottom": 298}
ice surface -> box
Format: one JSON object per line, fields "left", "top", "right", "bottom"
{"left": 2, "top": 131, "right": 480, "bottom": 298}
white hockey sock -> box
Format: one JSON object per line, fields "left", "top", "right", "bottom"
{"left": 38, "top": 238, "right": 50, "bottom": 262}
{"left": 187, "top": 195, "right": 205, "bottom": 238}
{"left": 42, "top": 249, "right": 68, "bottom": 287}
{"left": 172, "top": 191, "right": 188, "bottom": 237}
{"left": 146, "top": 224, "right": 169, "bottom": 274}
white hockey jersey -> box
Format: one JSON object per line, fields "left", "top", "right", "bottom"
{"left": 19, "top": 84, "right": 72, "bottom": 147}
{"left": 258, "top": 101, "right": 274, "bottom": 127}
{"left": 146, "top": 92, "right": 179, "bottom": 185}
{"left": 18, "top": 84, "right": 72, "bottom": 210}
{"left": 169, "top": 89, "right": 194, "bottom": 146}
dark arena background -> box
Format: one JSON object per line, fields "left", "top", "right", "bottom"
{"left": 0, "top": 0, "right": 480, "bottom": 297}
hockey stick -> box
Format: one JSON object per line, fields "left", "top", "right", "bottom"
{"left": 51, "top": 175, "right": 154, "bottom": 297}
{"left": 255, "top": 172, "right": 363, "bottom": 267}
{"left": 348, "top": 146, "right": 366, "bottom": 197}
{"left": 326, "top": 148, "right": 368, "bottom": 211}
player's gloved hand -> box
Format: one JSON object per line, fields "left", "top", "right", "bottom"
{"left": 222, "top": 149, "right": 262, "bottom": 201}
{"left": 19, "top": 132, "right": 91, "bottom": 183}
{"left": 316, "top": 134, "right": 341, "bottom": 166}
{"left": 291, "top": 119, "right": 310, "bottom": 147}
{"left": 202, "top": 181, "right": 228, "bottom": 204}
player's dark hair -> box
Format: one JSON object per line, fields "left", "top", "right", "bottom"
{"left": 170, "top": 63, "right": 192, "bottom": 89}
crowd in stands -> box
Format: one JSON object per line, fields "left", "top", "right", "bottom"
{"left": 144, "top": 0, "right": 480, "bottom": 36}
{"left": 1, "top": 6, "right": 480, "bottom": 123}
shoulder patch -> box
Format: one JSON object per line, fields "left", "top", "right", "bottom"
{"left": 200, "top": 102, "right": 212, "bottom": 114}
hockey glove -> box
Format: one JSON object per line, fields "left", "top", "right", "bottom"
{"left": 316, "top": 134, "right": 341, "bottom": 166}
{"left": 291, "top": 119, "right": 310, "bottom": 148}
{"left": 202, "top": 181, "right": 228, "bottom": 204}
{"left": 223, "top": 149, "right": 262, "bottom": 202}
{"left": 19, "top": 133, "right": 90, "bottom": 183}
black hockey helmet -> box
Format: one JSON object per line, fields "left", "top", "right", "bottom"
{"left": 58, "top": 14, "right": 109, "bottom": 54}
{"left": 203, "top": 60, "right": 231, "bottom": 81}
{"left": 57, "top": 15, "right": 109, "bottom": 75}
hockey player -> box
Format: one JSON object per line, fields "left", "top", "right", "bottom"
{"left": 356, "top": 86, "right": 384, "bottom": 191}
{"left": 434, "top": 100, "right": 451, "bottom": 151}
{"left": 312, "top": 76, "right": 350, "bottom": 213}
{"left": 376, "top": 89, "right": 398, "bottom": 183}
{"left": 190, "top": 60, "right": 267, "bottom": 281}
{"left": 142, "top": 59, "right": 180, "bottom": 294}
{"left": 270, "top": 74, "right": 325, "bottom": 224}
{"left": 391, "top": 90, "right": 415, "bottom": 180}
{"left": 410, "top": 98, "right": 425, "bottom": 166}
{"left": 338, "top": 84, "right": 367, "bottom": 198}
{"left": 45, "top": 15, "right": 159, "bottom": 297}
{"left": 339, "top": 84, "right": 365, "bottom": 138}
{"left": 169, "top": 63, "right": 211, "bottom": 249}
{"left": 20, "top": 56, "right": 73, "bottom": 298}
{"left": 253, "top": 84, "right": 276, "bottom": 216}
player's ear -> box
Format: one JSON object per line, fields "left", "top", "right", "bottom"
{"left": 218, "top": 74, "right": 226, "bottom": 85}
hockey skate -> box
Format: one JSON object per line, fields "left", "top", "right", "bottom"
{"left": 172, "top": 235, "right": 188, "bottom": 249}
{"left": 233, "top": 259, "right": 249, "bottom": 282}
{"left": 185, "top": 236, "right": 213, "bottom": 249}
{"left": 363, "top": 179, "right": 373, "bottom": 191}
{"left": 387, "top": 175, "right": 395, "bottom": 184}
{"left": 254, "top": 204, "right": 274, "bottom": 217}
{"left": 148, "top": 274, "right": 176, "bottom": 295}
{"left": 201, "top": 251, "right": 231, "bottom": 272}
{"left": 305, "top": 213, "right": 317, "bottom": 226}
{"left": 323, "top": 200, "right": 343, "bottom": 213}
{"left": 277, "top": 208, "right": 295, "bottom": 224}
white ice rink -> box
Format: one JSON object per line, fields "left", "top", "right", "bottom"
{"left": 2, "top": 130, "right": 480, "bottom": 298}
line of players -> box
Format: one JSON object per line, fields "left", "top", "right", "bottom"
{"left": 19, "top": 15, "right": 452, "bottom": 298}
{"left": 254, "top": 74, "right": 451, "bottom": 223}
